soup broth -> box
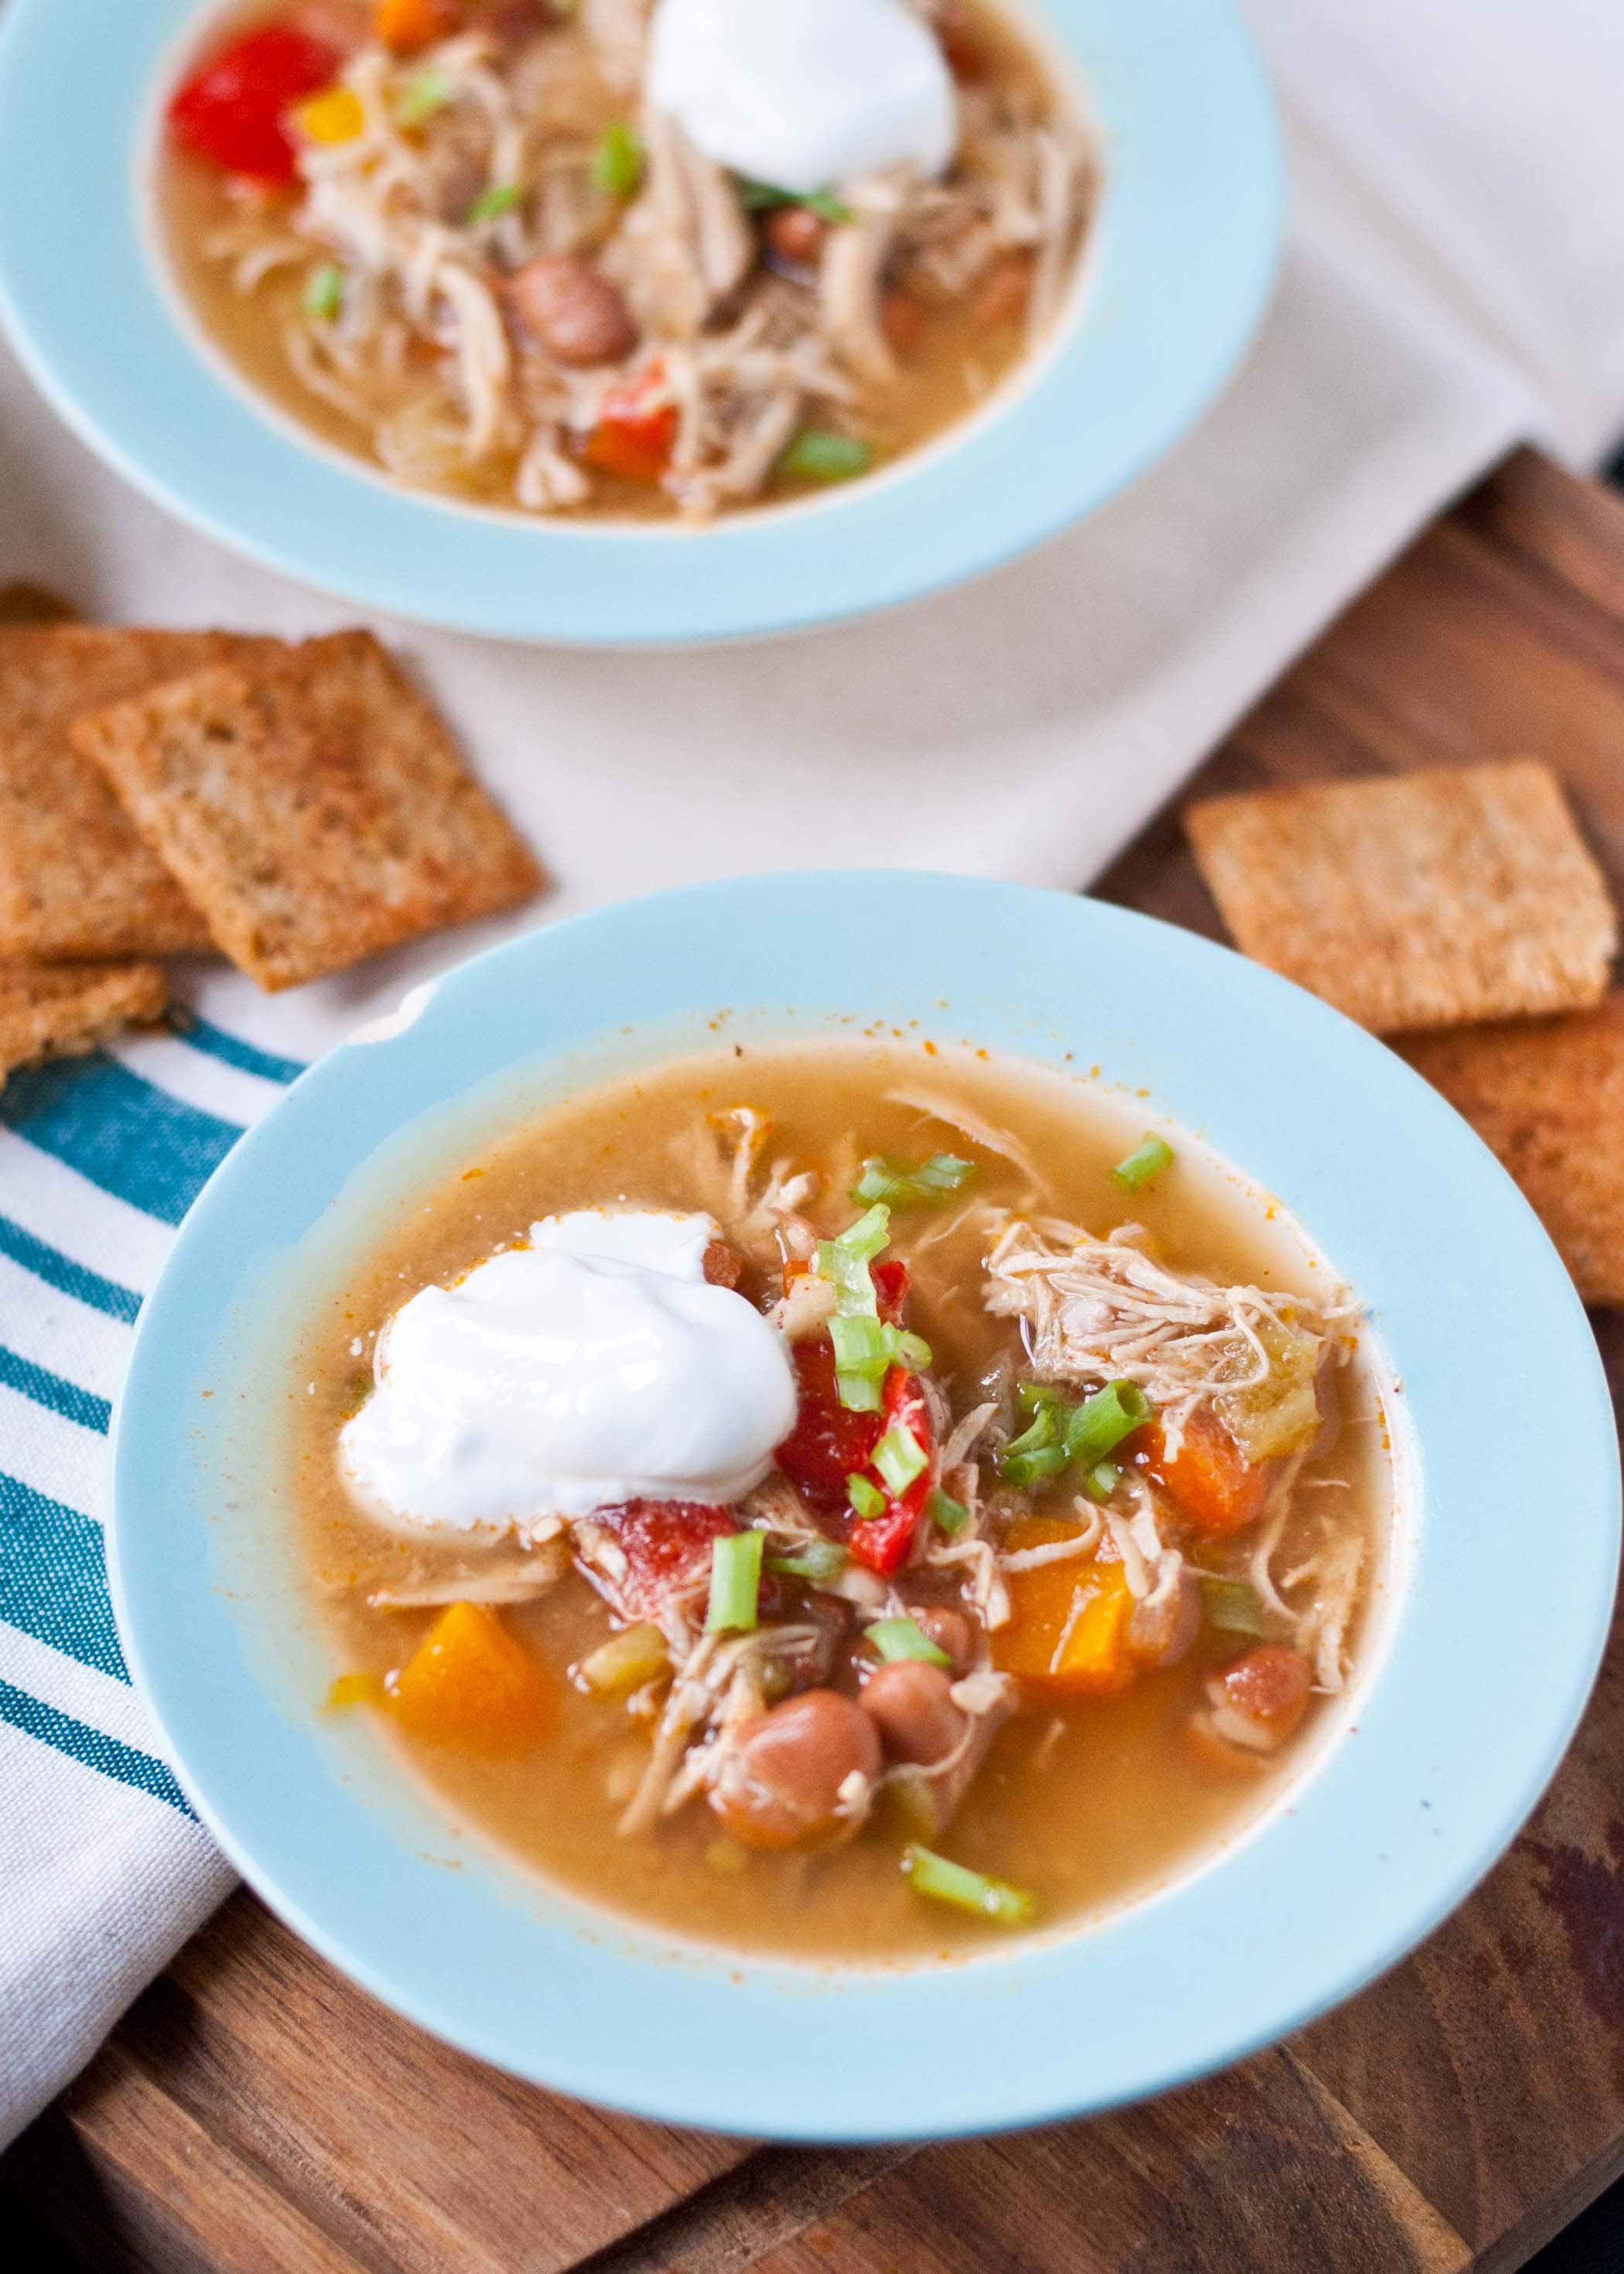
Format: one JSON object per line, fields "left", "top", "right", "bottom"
{"left": 294, "top": 1042, "right": 1391, "bottom": 1961}
{"left": 157, "top": 1, "right": 1092, "bottom": 521}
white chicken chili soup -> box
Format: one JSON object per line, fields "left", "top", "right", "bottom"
{"left": 296, "top": 1041, "right": 1392, "bottom": 1960}
{"left": 158, "top": 0, "right": 1093, "bottom": 521}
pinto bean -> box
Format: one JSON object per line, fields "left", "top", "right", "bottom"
{"left": 506, "top": 256, "right": 637, "bottom": 366}
{"left": 880, "top": 289, "right": 925, "bottom": 358}
{"left": 1209, "top": 1644, "right": 1312, "bottom": 1742}
{"left": 702, "top": 1240, "right": 744, "bottom": 1290}
{"left": 971, "top": 254, "right": 1033, "bottom": 332}
{"left": 936, "top": 2, "right": 991, "bottom": 83}
{"left": 707, "top": 1689, "right": 880, "bottom": 1850}
{"left": 861, "top": 1660, "right": 966, "bottom": 1767}
{"left": 764, "top": 204, "right": 828, "bottom": 266}
{"left": 907, "top": 1605, "right": 976, "bottom": 1677}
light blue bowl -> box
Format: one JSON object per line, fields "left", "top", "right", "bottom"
{"left": 111, "top": 875, "right": 1619, "bottom": 2139}
{"left": 0, "top": 0, "right": 1280, "bottom": 643}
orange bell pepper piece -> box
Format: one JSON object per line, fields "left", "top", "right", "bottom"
{"left": 1137, "top": 1409, "right": 1274, "bottom": 1537}
{"left": 375, "top": 0, "right": 460, "bottom": 54}
{"left": 388, "top": 1601, "right": 556, "bottom": 1754}
{"left": 992, "top": 1520, "right": 1137, "bottom": 1697}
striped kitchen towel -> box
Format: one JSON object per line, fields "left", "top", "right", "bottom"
{"left": 0, "top": 1015, "right": 302, "bottom": 2144}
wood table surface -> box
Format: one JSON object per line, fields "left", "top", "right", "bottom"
{"left": 5, "top": 446, "right": 1623, "bottom": 2274}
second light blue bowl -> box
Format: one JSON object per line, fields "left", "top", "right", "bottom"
{"left": 0, "top": 0, "right": 1280, "bottom": 642}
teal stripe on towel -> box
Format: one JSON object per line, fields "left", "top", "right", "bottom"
{"left": 174, "top": 1014, "right": 305, "bottom": 1088}
{"left": 0, "top": 1346, "right": 111, "bottom": 1435}
{"left": 0, "top": 1213, "right": 142, "bottom": 1324}
{"left": 0, "top": 1677, "right": 189, "bottom": 1814}
{"left": 0, "top": 1053, "right": 241, "bottom": 1226}
{"left": 0, "top": 1471, "right": 125, "bottom": 1681}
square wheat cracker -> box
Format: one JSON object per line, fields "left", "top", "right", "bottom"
{"left": 0, "top": 957, "right": 168, "bottom": 1083}
{"left": 1185, "top": 762, "right": 1617, "bottom": 1033}
{"left": 73, "top": 631, "right": 542, "bottom": 992}
{"left": 1401, "top": 1000, "right": 1624, "bottom": 1306}
{"left": 0, "top": 625, "right": 282, "bottom": 959}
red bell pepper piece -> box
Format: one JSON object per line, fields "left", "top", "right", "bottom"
{"left": 847, "top": 1366, "right": 932, "bottom": 1576}
{"left": 773, "top": 1253, "right": 931, "bottom": 1575}
{"left": 775, "top": 1336, "right": 884, "bottom": 1513}
{"left": 168, "top": 23, "right": 344, "bottom": 183}
{"left": 580, "top": 365, "right": 679, "bottom": 486}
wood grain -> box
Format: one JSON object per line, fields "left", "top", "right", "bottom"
{"left": 4, "top": 447, "right": 1622, "bottom": 2273}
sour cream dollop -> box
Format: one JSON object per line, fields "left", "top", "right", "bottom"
{"left": 646, "top": 0, "right": 956, "bottom": 197}
{"left": 339, "top": 1209, "right": 797, "bottom": 1536}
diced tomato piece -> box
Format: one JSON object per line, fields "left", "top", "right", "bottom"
{"left": 776, "top": 1338, "right": 884, "bottom": 1511}
{"left": 581, "top": 366, "right": 679, "bottom": 485}
{"left": 1136, "top": 1409, "right": 1275, "bottom": 1537}
{"left": 168, "top": 24, "right": 344, "bottom": 183}
{"left": 871, "top": 1258, "right": 909, "bottom": 1322}
{"left": 584, "top": 1499, "right": 738, "bottom": 1623}
{"left": 849, "top": 1366, "right": 932, "bottom": 1577}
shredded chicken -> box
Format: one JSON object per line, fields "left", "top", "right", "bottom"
{"left": 187, "top": 6, "right": 1092, "bottom": 521}
{"left": 821, "top": 166, "right": 912, "bottom": 381}
{"left": 984, "top": 1215, "right": 1354, "bottom": 1458}
{"left": 367, "top": 1536, "right": 569, "bottom": 1609}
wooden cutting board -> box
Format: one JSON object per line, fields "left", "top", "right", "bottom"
{"left": 5, "top": 447, "right": 1622, "bottom": 2274}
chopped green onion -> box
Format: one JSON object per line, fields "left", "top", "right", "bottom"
{"left": 1080, "top": 1459, "right": 1121, "bottom": 1503}
{"left": 927, "top": 1486, "right": 970, "bottom": 1537}
{"left": 866, "top": 1618, "right": 952, "bottom": 1669}
{"left": 467, "top": 182, "right": 520, "bottom": 224}
{"left": 1002, "top": 1444, "right": 1070, "bottom": 1489}
{"left": 829, "top": 1310, "right": 891, "bottom": 1380}
{"left": 887, "top": 1327, "right": 933, "bottom": 1371}
{"left": 817, "top": 1205, "right": 891, "bottom": 1308}
{"left": 852, "top": 1153, "right": 977, "bottom": 1209}
{"left": 736, "top": 178, "right": 853, "bottom": 223}
{"left": 1111, "top": 1133, "right": 1174, "bottom": 1194}
{"left": 593, "top": 118, "right": 643, "bottom": 197}
{"left": 1015, "top": 1381, "right": 1070, "bottom": 1420}
{"left": 779, "top": 429, "right": 874, "bottom": 484}
{"left": 873, "top": 1423, "right": 928, "bottom": 1496}
{"left": 705, "top": 1530, "right": 763, "bottom": 1633}
{"left": 303, "top": 262, "right": 344, "bottom": 322}
{"left": 1000, "top": 1394, "right": 1064, "bottom": 1480}
{"left": 766, "top": 1538, "right": 849, "bottom": 1585}
{"left": 817, "top": 1205, "right": 895, "bottom": 1411}
{"left": 902, "top": 1843, "right": 1036, "bottom": 1927}
{"left": 1201, "top": 1577, "right": 1267, "bottom": 1635}
{"left": 847, "top": 1473, "right": 887, "bottom": 1522}
{"left": 395, "top": 67, "right": 455, "bottom": 126}
{"left": 1064, "top": 1380, "right": 1151, "bottom": 1467}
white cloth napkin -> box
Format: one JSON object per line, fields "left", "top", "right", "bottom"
{"left": 4, "top": 0, "right": 1624, "bottom": 2148}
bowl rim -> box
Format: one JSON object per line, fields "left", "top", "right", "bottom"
{"left": 0, "top": 0, "right": 1281, "bottom": 645}
{"left": 109, "top": 873, "right": 1621, "bottom": 2140}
